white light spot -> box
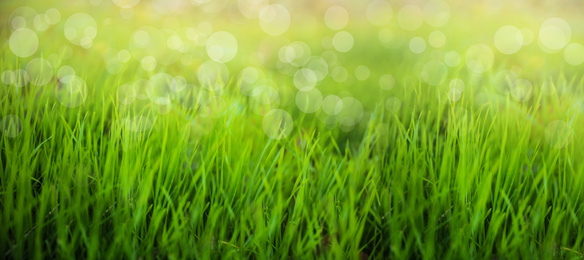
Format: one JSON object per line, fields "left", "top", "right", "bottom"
{"left": 1, "top": 71, "right": 15, "bottom": 85}
{"left": 64, "top": 13, "right": 97, "bottom": 47}
{"left": 564, "top": 43, "right": 584, "bottom": 66}
{"left": 379, "top": 74, "right": 395, "bottom": 90}
{"left": 262, "top": 109, "right": 293, "bottom": 139}
{"left": 296, "top": 88, "right": 323, "bottom": 113}
{"left": 9, "top": 28, "right": 38, "bottom": 58}
{"left": 332, "top": 31, "right": 354, "bottom": 52}
{"left": 409, "top": 37, "right": 426, "bottom": 53}
{"left": 510, "top": 79, "right": 533, "bottom": 102}
{"left": 206, "top": 31, "right": 238, "bottom": 63}
{"left": 423, "top": 0, "right": 450, "bottom": 27}
{"left": 324, "top": 6, "right": 349, "bottom": 30}
{"left": 354, "top": 65, "right": 370, "bottom": 81}
{"left": 428, "top": 31, "right": 446, "bottom": 48}
{"left": 448, "top": 88, "right": 462, "bottom": 102}
{"left": 444, "top": 51, "right": 461, "bottom": 67}
{"left": 45, "top": 8, "right": 61, "bottom": 25}
{"left": 57, "top": 66, "right": 76, "bottom": 82}
{"left": 539, "top": 17, "right": 571, "bottom": 53}
{"left": 146, "top": 73, "right": 175, "bottom": 104}
{"left": 25, "top": 58, "right": 53, "bottom": 86}
{"left": 294, "top": 68, "right": 317, "bottom": 91}
{"left": 449, "top": 78, "right": 465, "bottom": 92}
{"left": 259, "top": 4, "right": 290, "bottom": 36}
{"left": 141, "top": 56, "right": 157, "bottom": 71}
{"left": 398, "top": 5, "right": 424, "bottom": 31}
{"left": 198, "top": 60, "right": 229, "bottom": 90}
{"left": 322, "top": 95, "right": 343, "bottom": 115}
{"left": 465, "top": 44, "right": 494, "bottom": 73}
{"left": 494, "top": 25, "right": 524, "bottom": 54}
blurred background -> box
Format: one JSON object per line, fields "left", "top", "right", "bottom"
{"left": 1, "top": 0, "right": 583, "bottom": 135}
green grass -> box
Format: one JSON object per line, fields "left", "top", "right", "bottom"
{"left": 2, "top": 1, "right": 584, "bottom": 259}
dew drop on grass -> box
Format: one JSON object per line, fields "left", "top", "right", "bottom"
{"left": 262, "top": 109, "right": 293, "bottom": 140}
{"left": 0, "top": 115, "right": 23, "bottom": 138}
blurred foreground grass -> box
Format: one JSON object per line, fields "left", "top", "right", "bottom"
{"left": 1, "top": 0, "right": 584, "bottom": 258}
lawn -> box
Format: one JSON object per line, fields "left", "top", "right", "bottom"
{"left": 1, "top": 0, "right": 584, "bottom": 259}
